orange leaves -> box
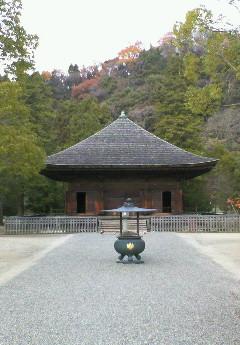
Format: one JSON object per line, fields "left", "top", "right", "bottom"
{"left": 72, "top": 77, "right": 99, "bottom": 99}
{"left": 71, "top": 41, "right": 143, "bottom": 99}
{"left": 227, "top": 197, "right": 240, "bottom": 210}
{"left": 118, "top": 41, "right": 142, "bottom": 63}
{"left": 70, "top": 64, "right": 100, "bottom": 99}
{"left": 41, "top": 71, "right": 51, "bottom": 81}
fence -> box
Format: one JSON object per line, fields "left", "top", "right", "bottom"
{"left": 151, "top": 214, "right": 240, "bottom": 232}
{"left": 5, "top": 216, "right": 98, "bottom": 234}
{"left": 4, "top": 214, "right": 240, "bottom": 234}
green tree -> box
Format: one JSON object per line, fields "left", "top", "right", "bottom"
{"left": 22, "top": 72, "right": 57, "bottom": 153}
{"left": 183, "top": 177, "right": 212, "bottom": 213}
{"left": 25, "top": 176, "right": 65, "bottom": 214}
{"left": 0, "top": 0, "right": 38, "bottom": 78}
{"left": 154, "top": 114, "right": 203, "bottom": 152}
{"left": 185, "top": 84, "right": 222, "bottom": 120}
{"left": 54, "top": 97, "right": 112, "bottom": 149}
{"left": 174, "top": 8, "right": 240, "bottom": 107}
{"left": 0, "top": 81, "right": 45, "bottom": 218}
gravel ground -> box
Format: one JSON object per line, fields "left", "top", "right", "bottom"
{"left": 0, "top": 232, "right": 240, "bottom": 345}
{"left": 179, "top": 233, "right": 240, "bottom": 281}
{"left": 0, "top": 234, "right": 69, "bottom": 286}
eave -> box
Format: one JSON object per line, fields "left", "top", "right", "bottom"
{"left": 41, "top": 160, "right": 218, "bottom": 181}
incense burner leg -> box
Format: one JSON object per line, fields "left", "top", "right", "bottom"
{"left": 127, "top": 255, "right": 133, "bottom": 263}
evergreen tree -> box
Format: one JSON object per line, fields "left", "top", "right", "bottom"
{"left": 0, "top": 81, "right": 45, "bottom": 217}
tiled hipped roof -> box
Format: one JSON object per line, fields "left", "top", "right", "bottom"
{"left": 46, "top": 112, "right": 217, "bottom": 169}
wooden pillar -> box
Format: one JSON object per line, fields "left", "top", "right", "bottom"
{"left": 172, "top": 189, "right": 183, "bottom": 214}
{"left": 151, "top": 190, "right": 162, "bottom": 212}
{"left": 65, "top": 190, "right": 77, "bottom": 215}
{"left": 95, "top": 190, "right": 104, "bottom": 214}
{"left": 65, "top": 191, "right": 69, "bottom": 214}
{"left": 143, "top": 189, "right": 152, "bottom": 209}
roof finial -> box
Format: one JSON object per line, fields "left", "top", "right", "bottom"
{"left": 119, "top": 110, "right": 127, "bottom": 118}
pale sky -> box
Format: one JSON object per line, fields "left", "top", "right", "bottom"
{"left": 21, "top": 0, "right": 239, "bottom": 73}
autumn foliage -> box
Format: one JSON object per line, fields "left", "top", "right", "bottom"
{"left": 118, "top": 41, "right": 142, "bottom": 62}
{"left": 227, "top": 198, "right": 240, "bottom": 213}
{"left": 41, "top": 71, "right": 52, "bottom": 81}
{"left": 72, "top": 77, "right": 99, "bottom": 99}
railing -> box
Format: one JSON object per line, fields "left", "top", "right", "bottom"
{"left": 4, "top": 214, "right": 240, "bottom": 234}
{"left": 151, "top": 214, "right": 240, "bottom": 232}
{"left": 98, "top": 216, "right": 149, "bottom": 233}
{"left": 5, "top": 216, "right": 98, "bottom": 234}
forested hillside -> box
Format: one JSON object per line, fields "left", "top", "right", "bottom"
{"left": 1, "top": 1, "right": 240, "bottom": 218}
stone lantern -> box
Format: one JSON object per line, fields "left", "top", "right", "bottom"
{"left": 103, "top": 198, "right": 156, "bottom": 264}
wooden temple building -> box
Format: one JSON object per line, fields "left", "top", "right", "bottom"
{"left": 42, "top": 112, "right": 217, "bottom": 215}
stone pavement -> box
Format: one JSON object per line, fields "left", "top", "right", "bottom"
{"left": 0, "top": 232, "right": 240, "bottom": 345}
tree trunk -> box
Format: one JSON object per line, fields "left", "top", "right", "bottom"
{"left": 17, "top": 192, "right": 25, "bottom": 216}
{"left": 0, "top": 199, "right": 3, "bottom": 225}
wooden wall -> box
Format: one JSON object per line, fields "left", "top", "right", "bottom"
{"left": 65, "top": 174, "right": 183, "bottom": 215}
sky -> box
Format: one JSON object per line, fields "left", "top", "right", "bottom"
{"left": 21, "top": 0, "right": 239, "bottom": 73}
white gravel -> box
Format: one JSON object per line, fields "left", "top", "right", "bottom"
{"left": 0, "top": 234, "right": 70, "bottom": 286}
{"left": 179, "top": 233, "right": 240, "bottom": 280}
{"left": 0, "top": 232, "right": 239, "bottom": 345}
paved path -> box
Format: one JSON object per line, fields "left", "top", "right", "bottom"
{"left": 0, "top": 233, "right": 240, "bottom": 345}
